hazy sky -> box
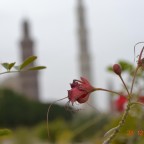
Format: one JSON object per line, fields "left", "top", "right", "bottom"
{"left": 0, "top": 0, "right": 144, "bottom": 111}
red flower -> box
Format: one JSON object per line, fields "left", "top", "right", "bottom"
{"left": 115, "top": 95, "right": 127, "bottom": 112}
{"left": 138, "top": 96, "right": 144, "bottom": 103}
{"left": 68, "top": 77, "right": 94, "bottom": 105}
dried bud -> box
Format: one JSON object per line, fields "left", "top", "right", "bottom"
{"left": 113, "top": 64, "right": 121, "bottom": 75}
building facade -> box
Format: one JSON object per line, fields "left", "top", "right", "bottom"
{"left": 19, "top": 20, "right": 39, "bottom": 100}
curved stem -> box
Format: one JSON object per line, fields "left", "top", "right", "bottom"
{"left": 130, "top": 102, "right": 144, "bottom": 107}
{"left": 134, "top": 42, "right": 144, "bottom": 62}
{"left": 103, "top": 104, "right": 130, "bottom": 144}
{"left": 130, "top": 66, "right": 139, "bottom": 95}
{"left": 0, "top": 69, "right": 34, "bottom": 76}
{"left": 47, "top": 97, "right": 68, "bottom": 138}
{"left": 93, "top": 88, "right": 120, "bottom": 96}
{"left": 119, "top": 75, "right": 130, "bottom": 96}
{"left": 0, "top": 70, "right": 21, "bottom": 75}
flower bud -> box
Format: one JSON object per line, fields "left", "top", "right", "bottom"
{"left": 113, "top": 64, "right": 122, "bottom": 75}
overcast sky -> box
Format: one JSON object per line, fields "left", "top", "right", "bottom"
{"left": 0, "top": 0, "right": 144, "bottom": 111}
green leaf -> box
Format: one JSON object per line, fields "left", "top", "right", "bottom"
{"left": 28, "top": 66, "right": 46, "bottom": 71}
{"left": 8, "top": 62, "right": 16, "bottom": 70}
{"left": 0, "top": 129, "right": 12, "bottom": 136}
{"left": 118, "top": 60, "right": 134, "bottom": 72}
{"left": 1, "top": 63, "right": 9, "bottom": 70}
{"left": 20, "top": 56, "right": 37, "bottom": 70}
{"left": 2, "top": 62, "right": 16, "bottom": 71}
{"left": 107, "top": 66, "right": 113, "bottom": 72}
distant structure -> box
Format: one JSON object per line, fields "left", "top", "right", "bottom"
{"left": 77, "top": 0, "right": 94, "bottom": 105}
{"left": 19, "top": 20, "right": 39, "bottom": 100}
{"left": 107, "top": 80, "right": 114, "bottom": 113}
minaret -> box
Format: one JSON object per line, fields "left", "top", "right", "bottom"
{"left": 107, "top": 80, "right": 114, "bottom": 113}
{"left": 77, "top": 0, "right": 94, "bottom": 105}
{"left": 77, "top": 0, "right": 92, "bottom": 80}
{"left": 19, "top": 20, "right": 39, "bottom": 100}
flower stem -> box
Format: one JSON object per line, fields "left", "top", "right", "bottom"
{"left": 130, "top": 102, "right": 144, "bottom": 107}
{"left": 103, "top": 101, "right": 130, "bottom": 144}
{"left": 103, "top": 66, "right": 140, "bottom": 144}
{"left": 130, "top": 66, "right": 139, "bottom": 95}
{"left": 93, "top": 88, "right": 120, "bottom": 96}
{"left": 47, "top": 97, "right": 68, "bottom": 138}
{"left": 119, "top": 75, "right": 130, "bottom": 96}
{"left": 0, "top": 70, "right": 29, "bottom": 75}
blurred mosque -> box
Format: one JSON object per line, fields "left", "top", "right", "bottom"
{"left": 1, "top": 0, "right": 94, "bottom": 103}
{"left": 77, "top": 0, "right": 95, "bottom": 106}
{"left": 19, "top": 21, "right": 39, "bottom": 100}
{"left": 78, "top": 0, "right": 113, "bottom": 112}
{"left": 0, "top": 0, "right": 115, "bottom": 113}
{"left": 1, "top": 20, "right": 39, "bottom": 101}
{"left": 77, "top": 0, "right": 92, "bottom": 81}
{"left": 1, "top": 0, "right": 114, "bottom": 112}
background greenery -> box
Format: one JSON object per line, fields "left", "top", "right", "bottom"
{"left": 1, "top": 60, "right": 144, "bottom": 143}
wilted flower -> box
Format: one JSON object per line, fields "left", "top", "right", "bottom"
{"left": 68, "top": 77, "right": 95, "bottom": 105}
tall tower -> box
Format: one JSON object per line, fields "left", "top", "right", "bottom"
{"left": 19, "top": 20, "right": 39, "bottom": 100}
{"left": 77, "top": 0, "right": 92, "bottom": 80}
{"left": 77, "top": 0, "right": 94, "bottom": 105}
{"left": 107, "top": 80, "right": 114, "bottom": 113}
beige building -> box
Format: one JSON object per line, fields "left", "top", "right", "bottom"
{"left": 1, "top": 20, "right": 39, "bottom": 101}
{"left": 19, "top": 20, "right": 39, "bottom": 100}
{"left": 77, "top": 0, "right": 94, "bottom": 106}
